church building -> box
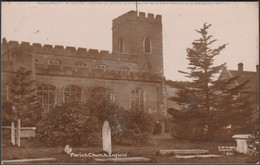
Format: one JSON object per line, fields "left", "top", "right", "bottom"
{"left": 1, "top": 10, "right": 167, "bottom": 115}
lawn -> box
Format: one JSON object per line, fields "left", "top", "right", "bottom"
{"left": 1, "top": 133, "right": 251, "bottom": 163}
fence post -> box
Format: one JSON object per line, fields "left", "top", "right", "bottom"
{"left": 16, "top": 119, "right": 21, "bottom": 147}
{"left": 11, "top": 122, "right": 15, "bottom": 145}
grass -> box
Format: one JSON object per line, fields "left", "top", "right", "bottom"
{"left": 1, "top": 133, "right": 253, "bottom": 163}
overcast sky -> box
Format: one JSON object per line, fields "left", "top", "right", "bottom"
{"left": 2, "top": 2, "right": 259, "bottom": 81}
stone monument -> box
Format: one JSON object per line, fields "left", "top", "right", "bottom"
{"left": 102, "top": 120, "right": 112, "bottom": 154}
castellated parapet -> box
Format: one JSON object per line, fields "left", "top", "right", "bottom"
{"left": 112, "top": 10, "right": 162, "bottom": 27}
{"left": 7, "top": 40, "right": 138, "bottom": 63}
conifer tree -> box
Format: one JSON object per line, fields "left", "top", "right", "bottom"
{"left": 168, "top": 23, "right": 254, "bottom": 140}
{"left": 9, "top": 67, "right": 41, "bottom": 126}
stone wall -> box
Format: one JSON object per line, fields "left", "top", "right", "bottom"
{"left": 35, "top": 74, "right": 160, "bottom": 112}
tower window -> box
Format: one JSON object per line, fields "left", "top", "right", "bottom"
{"left": 144, "top": 37, "right": 151, "bottom": 54}
{"left": 119, "top": 38, "right": 124, "bottom": 53}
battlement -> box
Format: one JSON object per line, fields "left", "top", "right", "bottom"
{"left": 112, "top": 10, "right": 162, "bottom": 26}
{"left": 5, "top": 40, "right": 138, "bottom": 63}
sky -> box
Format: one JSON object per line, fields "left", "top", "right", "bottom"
{"left": 1, "top": 2, "right": 259, "bottom": 81}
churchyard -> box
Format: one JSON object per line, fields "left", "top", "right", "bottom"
{"left": 1, "top": 3, "right": 258, "bottom": 164}
{"left": 1, "top": 124, "right": 253, "bottom": 163}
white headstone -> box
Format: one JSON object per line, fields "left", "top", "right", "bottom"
{"left": 11, "top": 122, "right": 15, "bottom": 145}
{"left": 102, "top": 120, "right": 112, "bottom": 154}
{"left": 16, "top": 119, "right": 21, "bottom": 147}
{"left": 64, "top": 145, "right": 72, "bottom": 154}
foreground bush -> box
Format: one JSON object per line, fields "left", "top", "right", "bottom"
{"left": 37, "top": 87, "right": 156, "bottom": 146}
{"left": 113, "top": 110, "right": 155, "bottom": 145}
{"left": 36, "top": 102, "right": 94, "bottom": 146}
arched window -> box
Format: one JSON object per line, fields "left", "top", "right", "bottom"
{"left": 37, "top": 84, "right": 56, "bottom": 111}
{"left": 119, "top": 38, "right": 124, "bottom": 53}
{"left": 64, "top": 85, "right": 82, "bottom": 102}
{"left": 89, "top": 86, "right": 115, "bottom": 102}
{"left": 144, "top": 37, "right": 151, "bottom": 54}
{"left": 130, "top": 88, "right": 146, "bottom": 111}
{"left": 143, "top": 63, "right": 152, "bottom": 72}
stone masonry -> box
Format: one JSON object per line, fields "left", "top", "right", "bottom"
{"left": 1, "top": 10, "right": 166, "bottom": 116}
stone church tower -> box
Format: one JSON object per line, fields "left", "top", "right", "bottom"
{"left": 1, "top": 10, "right": 167, "bottom": 117}
{"left": 112, "top": 10, "right": 163, "bottom": 75}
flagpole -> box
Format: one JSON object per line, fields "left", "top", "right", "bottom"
{"left": 136, "top": 1, "right": 138, "bottom": 12}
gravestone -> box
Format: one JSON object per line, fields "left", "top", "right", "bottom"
{"left": 11, "top": 122, "right": 15, "bottom": 145}
{"left": 102, "top": 120, "right": 112, "bottom": 154}
{"left": 16, "top": 119, "right": 21, "bottom": 147}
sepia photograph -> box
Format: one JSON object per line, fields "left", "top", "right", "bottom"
{"left": 1, "top": 1, "right": 259, "bottom": 164}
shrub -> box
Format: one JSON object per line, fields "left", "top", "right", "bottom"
{"left": 37, "top": 86, "right": 156, "bottom": 146}
{"left": 37, "top": 103, "right": 155, "bottom": 146}
{"left": 113, "top": 110, "right": 155, "bottom": 145}
{"left": 153, "top": 121, "right": 162, "bottom": 135}
{"left": 36, "top": 102, "right": 94, "bottom": 146}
